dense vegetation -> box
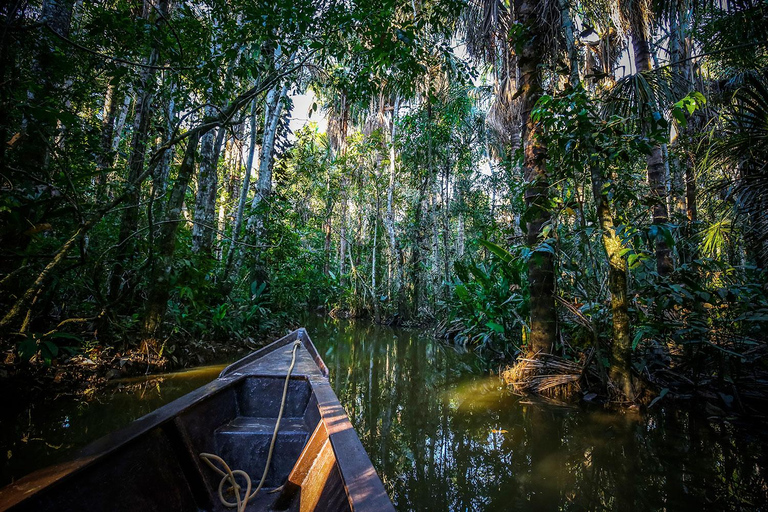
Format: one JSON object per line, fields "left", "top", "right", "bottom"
{"left": 1, "top": 0, "right": 767, "bottom": 404}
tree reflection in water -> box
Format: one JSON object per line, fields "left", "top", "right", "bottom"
{"left": 308, "top": 318, "right": 768, "bottom": 511}
{"left": 3, "top": 320, "right": 766, "bottom": 510}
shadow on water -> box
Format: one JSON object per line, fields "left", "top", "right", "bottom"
{"left": 2, "top": 317, "right": 768, "bottom": 511}
{"left": 0, "top": 364, "right": 226, "bottom": 487}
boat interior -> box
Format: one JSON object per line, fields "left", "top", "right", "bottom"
{"left": 0, "top": 330, "right": 391, "bottom": 512}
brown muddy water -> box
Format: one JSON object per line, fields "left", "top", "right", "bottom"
{"left": 2, "top": 317, "right": 767, "bottom": 510}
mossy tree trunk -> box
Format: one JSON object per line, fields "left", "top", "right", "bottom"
{"left": 591, "top": 167, "right": 635, "bottom": 400}
{"left": 143, "top": 131, "right": 202, "bottom": 337}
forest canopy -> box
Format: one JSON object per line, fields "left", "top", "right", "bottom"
{"left": 1, "top": 0, "right": 767, "bottom": 403}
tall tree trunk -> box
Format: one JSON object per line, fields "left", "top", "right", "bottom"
{"left": 109, "top": 0, "right": 169, "bottom": 302}
{"left": 42, "top": 0, "right": 75, "bottom": 36}
{"left": 247, "top": 83, "right": 289, "bottom": 242}
{"left": 224, "top": 101, "right": 259, "bottom": 279}
{"left": 111, "top": 91, "right": 132, "bottom": 158}
{"left": 21, "top": 0, "right": 76, "bottom": 174}
{"left": 670, "top": 5, "right": 698, "bottom": 264}
{"left": 385, "top": 96, "right": 400, "bottom": 304}
{"left": 371, "top": 203, "right": 381, "bottom": 322}
{"left": 157, "top": 90, "right": 176, "bottom": 200}
{"left": 108, "top": 59, "right": 157, "bottom": 302}
{"left": 192, "top": 51, "right": 243, "bottom": 258}
{"left": 96, "top": 83, "right": 118, "bottom": 197}
{"left": 191, "top": 106, "right": 219, "bottom": 256}
{"left": 430, "top": 172, "right": 441, "bottom": 309}
{"left": 97, "top": 83, "right": 117, "bottom": 171}
{"left": 335, "top": 95, "right": 351, "bottom": 285}
{"left": 632, "top": 26, "right": 674, "bottom": 275}
{"left": 323, "top": 170, "right": 334, "bottom": 276}
{"left": 559, "top": 0, "right": 580, "bottom": 87}
{"left": 515, "top": 0, "right": 557, "bottom": 354}
{"left": 591, "top": 168, "right": 635, "bottom": 400}
{"left": 457, "top": 211, "right": 465, "bottom": 257}
{"left": 442, "top": 162, "right": 451, "bottom": 295}
{"left": 410, "top": 179, "right": 428, "bottom": 318}
{"left": 143, "top": 131, "right": 201, "bottom": 337}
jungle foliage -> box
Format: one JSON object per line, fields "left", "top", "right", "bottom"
{"left": 1, "top": 0, "right": 767, "bottom": 403}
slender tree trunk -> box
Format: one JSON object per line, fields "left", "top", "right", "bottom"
{"left": 191, "top": 105, "right": 219, "bottom": 256}
{"left": 430, "top": 173, "right": 441, "bottom": 307}
{"left": 108, "top": 56, "right": 157, "bottom": 302}
{"left": 670, "top": 5, "right": 698, "bottom": 264}
{"left": 336, "top": 95, "right": 351, "bottom": 285}
{"left": 96, "top": 83, "right": 118, "bottom": 197}
{"left": 339, "top": 193, "right": 349, "bottom": 283}
{"left": 685, "top": 162, "right": 697, "bottom": 224}
{"left": 143, "top": 131, "right": 201, "bottom": 337}
{"left": 21, "top": 0, "right": 76, "bottom": 175}
{"left": 109, "top": 0, "right": 169, "bottom": 302}
{"left": 632, "top": 27, "right": 674, "bottom": 275}
{"left": 559, "top": 0, "right": 580, "bottom": 87}
{"left": 247, "top": 83, "right": 289, "bottom": 241}
{"left": 323, "top": 172, "right": 334, "bottom": 276}
{"left": 515, "top": 0, "right": 557, "bottom": 354}
{"left": 441, "top": 162, "right": 451, "bottom": 294}
{"left": 224, "top": 100, "right": 259, "bottom": 279}
{"left": 97, "top": 83, "right": 117, "bottom": 171}
{"left": 371, "top": 203, "right": 380, "bottom": 322}
{"left": 111, "top": 91, "right": 132, "bottom": 157}
{"left": 425, "top": 95, "right": 439, "bottom": 312}
{"left": 193, "top": 55, "right": 241, "bottom": 258}
{"left": 410, "top": 179, "right": 428, "bottom": 318}
{"left": 385, "top": 96, "right": 400, "bottom": 304}
{"left": 43, "top": 0, "right": 75, "bottom": 35}
{"left": 157, "top": 91, "right": 176, "bottom": 200}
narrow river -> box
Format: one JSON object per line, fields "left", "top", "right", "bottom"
{"left": 2, "top": 317, "right": 767, "bottom": 510}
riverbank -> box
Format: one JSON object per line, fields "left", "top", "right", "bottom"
{"left": 0, "top": 322, "right": 300, "bottom": 426}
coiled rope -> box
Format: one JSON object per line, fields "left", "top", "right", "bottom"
{"left": 199, "top": 339, "right": 302, "bottom": 512}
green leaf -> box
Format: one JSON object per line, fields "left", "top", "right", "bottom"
{"left": 42, "top": 340, "right": 59, "bottom": 357}
{"left": 46, "top": 332, "right": 82, "bottom": 342}
{"left": 18, "top": 337, "right": 38, "bottom": 361}
{"left": 251, "top": 281, "right": 267, "bottom": 299}
{"left": 671, "top": 107, "right": 687, "bottom": 128}
{"left": 485, "top": 321, "right": 505, "bottom": 333}
{"left": 477, "top": 239, "right": 513, "bottom": 263}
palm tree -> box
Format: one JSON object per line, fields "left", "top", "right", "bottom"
{"left": 460, "top": 0, "right": 560, "bottom": 353}
{"left": 619, "top": 0, "right": 675, "bottom": 275}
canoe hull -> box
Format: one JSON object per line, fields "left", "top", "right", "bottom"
{"left": 0, "top": 329, "right": 394, "bottom": 512}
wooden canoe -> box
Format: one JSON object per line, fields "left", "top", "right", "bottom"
{"left": 0, "top": 328, "right": 395, "bottom": 511}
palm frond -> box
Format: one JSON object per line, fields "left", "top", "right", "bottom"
{"left": 602, "top": 65, "right": 689, "bottom": 130}
{"left": 707, "top": 73, "right": 768, "bottom": 263}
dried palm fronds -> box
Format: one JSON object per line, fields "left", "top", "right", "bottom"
{"left": 502, "top": 353, "right": 583, "bottom": 399}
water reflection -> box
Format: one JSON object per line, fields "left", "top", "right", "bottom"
{"left": 1, "top": 320, "right": 767, "bottom": 511}
{"left": 307, "top": 318, "right": 768, "bottom": 511}
{"left": 0, "top": 365, "right": 224, "bottom": 486}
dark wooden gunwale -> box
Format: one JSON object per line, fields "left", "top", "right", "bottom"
{"left": 0, "top": 328, "right": 393, "bottom": 512}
